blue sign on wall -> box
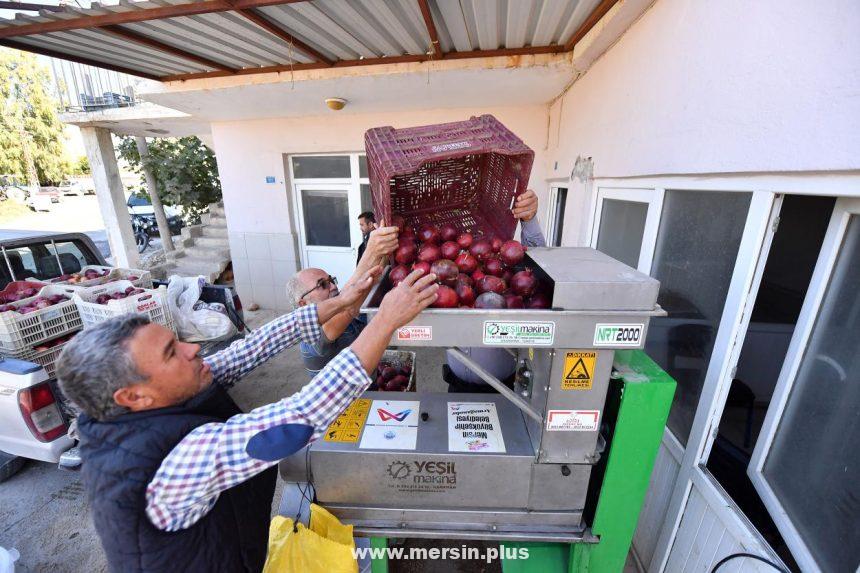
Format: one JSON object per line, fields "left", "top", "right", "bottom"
{"left": 265, "top": 176, "right": 276, "bottom": 184}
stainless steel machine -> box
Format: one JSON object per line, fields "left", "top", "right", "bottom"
{"left": 282, "top": 247, "right": 662, "bottom": 543}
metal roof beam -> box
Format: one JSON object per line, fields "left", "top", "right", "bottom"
{"left": 234, "top": 8, "right": 333, "bottom": 65}
{"left": 0, "top": 0, "right": 305, "bottom": 39}
{"left": 563, "top": 0, "right": 619, "bottom": 52}
{"left": 416, "top": 0, "right": 441, "bottom": 59}
{"left": 0, "top": 38, "right": 160, "bottom": 80}
{"left": 0, "top": 1, "right": 63, "bottom": 11}
{"left": 101, "top": 25, "right": 236, "bottom": 72}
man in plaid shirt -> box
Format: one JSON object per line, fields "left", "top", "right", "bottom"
{"left": 57, "top": 266, "right": 438, "bottom": 573}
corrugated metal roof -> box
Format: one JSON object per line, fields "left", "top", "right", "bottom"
{"left": 0, "top": 0, "right": 614, "bottom": 81}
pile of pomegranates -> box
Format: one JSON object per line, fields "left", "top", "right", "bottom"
{"left": 369, "top": 362, "right": 413, "bottom": 391}
{"left": 388, "top": 217, "right": 551, "bottom": 310}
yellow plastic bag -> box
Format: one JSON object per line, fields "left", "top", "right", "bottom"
{"left": 263, "top": 503, "right": 358, "bottom": 573}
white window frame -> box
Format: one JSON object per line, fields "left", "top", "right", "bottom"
{"left": 587, "top": 186, "right": 664, "bottom": 273}
{"left": 747, "top": 197, "right": 860, "bottom": 573}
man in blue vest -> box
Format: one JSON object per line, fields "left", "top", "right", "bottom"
{"left": 56, "top": 265, "right": 438, "bottom": 573}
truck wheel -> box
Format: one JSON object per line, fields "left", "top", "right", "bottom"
{"left": 0, "top": 451, "right": 26, "bottom": 483}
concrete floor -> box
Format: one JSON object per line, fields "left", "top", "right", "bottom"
{"left": 0, "top": 309, "right": 639, "bottom": 572}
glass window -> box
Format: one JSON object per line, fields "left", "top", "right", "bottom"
{"left": 762, "top": 217, "right": 860, "bottom": 573}
{"left": 360, "top": 184, "right": 373, "bottom": 216}
{"left": 1, "top": 240, "right": 100, "bottom": 286}
{"left": 292, "top": 156, "right": 351, "bottom": 179}
{"left": 645, "top": 190, "right": 752, "bottom": 445}
{"left": 301, "top": 189, "right": 351, "bottom": 247}
{"left": 46, "top": 240, "right": 97, "bottom": 277}
{"left": 550, "top": 188, "right": 568, "bottom": 247}
{"left": 596, "top": 199, "right": 647, "bottom": 268}
{"left": 359, "top": 155, "right": 368, "bottom": 179}
{"left": 127, "top": 192, "right": 150, "bottom": 207}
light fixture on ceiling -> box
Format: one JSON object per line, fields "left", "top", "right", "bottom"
{"left": 325, "top": 97, "right": 347, "bottom": 111}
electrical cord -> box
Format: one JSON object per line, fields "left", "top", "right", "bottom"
{"left": 711, "top": 552, "right": 789, "bottom": 573}
{"left": 291, "top": 445, "right": 316, "bottom": 532}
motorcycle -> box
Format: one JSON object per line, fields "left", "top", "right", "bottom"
{"left": 131, "top": 214, "right": 152, "bottom": 253}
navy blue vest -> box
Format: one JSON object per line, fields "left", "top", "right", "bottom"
{"left": 76, "top": 384, "right": 276, "bottom": 573}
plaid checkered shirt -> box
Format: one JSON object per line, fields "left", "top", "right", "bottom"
{"left": 145, "top": 303, "right": 370, "bottom": 532}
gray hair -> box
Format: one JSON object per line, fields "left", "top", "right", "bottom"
{"left": 56, "top": 315, "right": 151, "bottom": 420}
{"left": 284, "top": 271, "right": 311, "bottom": 311}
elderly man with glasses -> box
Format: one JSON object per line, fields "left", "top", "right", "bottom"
{"left": 287, "top": 222, "right": 399, "bottom": 378}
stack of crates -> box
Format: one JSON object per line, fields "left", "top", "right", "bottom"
{"left": 73, "top": 280, "right": 175, "bottom": 332}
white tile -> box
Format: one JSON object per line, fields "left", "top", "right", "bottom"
{"left": 269, "top": 233, "right": 299, "bottom": 262}
{"left": 251, "top": 283, "right": 276, "bottom": 309}
{"left": 244, "top": 233, "right": 271, "bottom": 260}
{"left": 231, "top": 258, "right": 253, "bottom": 302}
{"left": 228, "top": 232, "right": 247, "bottom": 259}
{"left": 272, "top": 260, "right": 298, "bottom": 287}
{"left": 274, "top": 284, "right": 292, "bottom": 311}
{"left": 248, "top": 258, "right": 274, "bottom": 288}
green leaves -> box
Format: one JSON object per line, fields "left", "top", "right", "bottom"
{"left": 117, "top": 136, "right": 222, "bottom": 224}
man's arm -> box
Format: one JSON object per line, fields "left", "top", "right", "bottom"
{"left": 146, "top": 269, "right": 438, "bottom": 532}
{"left": 511, "top": 189, "right": 547, "bottom": 248}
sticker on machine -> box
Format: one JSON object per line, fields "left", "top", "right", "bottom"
{"left": 359, "top": 400, "right": 420, "bottom": 450}
{"left": 324, "top": 398, "right": 371, "bottom": 443}
{"left": 447, "top": 402, "right": 506, "bottom": 453}
{"left": 593, "top": 323, "right": 644, "bottom": 347}
{"left": 546, "top": 409, "right": 601, "bottom": 432}
{"left": 397, "top": 326, "right": 432, "bottom": 341}
{"left": 561, "top": 351, "right": 596, "bottom": 390}
{"left": 482, "top": 321, "right": 555, "bottom": 346}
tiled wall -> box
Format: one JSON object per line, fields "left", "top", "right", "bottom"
{"left": 229, "top": 231, "right": 300, "bottom": 310}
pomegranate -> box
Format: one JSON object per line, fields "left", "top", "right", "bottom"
{"left": 471, "top": 269, "right": 486, "bottom": 282}
{"left": 412, "top": 261, "right": 431, "bottom": 275}
{"left": 430, "top": 259, "right": 459, "bottom": 287}
{"left": 455, "top": 252, "right": 478, "bottom": 274}
{"left": 440, "top": 241, "right": 461, "bottom": 260}
{"left": 417, "top": 243, "right": 442, "bottom": 263}
{"left": 504, "top": 293, "right": 524, "bottom": 308}
{"left": 389, "top": 264, "right": 410, "bottom": 286}
{"left": 475, "top": 292, "right": 506, "bottom": 309}
{"left": 401, "top": 225, "right": 415, "bottom": 239}
{"left": 394, "top": 243, "right": 417, "bottom": 265}
{"left": 490, "top": 236, "right": 503, "bottom": 253}
{"left": 469, "top": 238, "right": 494, "bottom": 261}
{"left": 456, "top": 232, "right": 474, "bottom": 249}
{"left": 391, "top": 215, "right": 406, "bottom": 231}
{"left": 477, "top": 275, "right": 506, "bottom": 295}
{"left": 502, "top": 269, "right": 513, "bottom": 285}
{"left": 417, "top": 224, "right": 441, "bottom": 244}
{"left": 525, "top": 292, "right": 551, "bottom": 309}
{"left": 484, "top": 257, "right": 505, "bottom": 277}
{"left": 510, "top": 269, "right": 538, "bottom": 297}
{"left": 456, "top": 273, "right": 474, "bottom": 287}
{"left": 455, "top": 283, "right": 476, "bottom": 306}
{"left": 499, "top": 240, "right": 526, "bottom": 266}
{"left": 432, "top": 285, "right": 459, "bottom": 308}
{"left": 381, "top": 366, "right": 398, "bottom": 381}
{"left": 440, "top": 224, "right": 458, "bottom": 242}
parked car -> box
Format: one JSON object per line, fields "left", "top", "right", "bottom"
{"left": 56, "top": 180, "right": 90, "bottom": 196}
{"left": 28, "top": 187, "right": 60, "bottom": 211}
{"left": 126, "top": 192, "right": 184, "bottom": 235}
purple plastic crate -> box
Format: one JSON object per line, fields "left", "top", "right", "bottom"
{"left": 365, "top": 115, "right": 534, "bottom": 241}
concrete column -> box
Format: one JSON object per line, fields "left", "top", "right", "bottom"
{"left": 80, "top": 126, "right": 139, "bottom": 268}
{"left": 134, "top": 136, "right": 175, "bottom": 252}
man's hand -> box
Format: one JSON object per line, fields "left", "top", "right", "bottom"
{"left": 376, "top": 269, "right": 439, "bottom": 329}
{"left": 364, "top": 222, "right": 399, "bottom": 262}
{"left": 511, "top": 189, "right": 538, "bottom": 221}
{"left": 316, "top": 265, "right": 382, "bottom": 324}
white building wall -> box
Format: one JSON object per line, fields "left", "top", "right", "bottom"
{"left": 211, "top": 105, "right": 550, "bottom": 310}
{"left": 547, "top": 0, "right": 860, "bottom": 246}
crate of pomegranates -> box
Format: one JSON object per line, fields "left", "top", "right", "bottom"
{"left": 368, "top": 350, "right": 416, "bottom": 392}
{"left": 46, "top": 265, "right": 153, "bottom": 290}
{"left": 365, "top": 114, "right": 533, "bottom": 240}
{"left": 0, "top": 285, "right": 82, "bottom": 353}
{"left": 73, "top": 280, "right": 175, "bottom": 332}
{"left": 7, "top": 331, "right": 79, "bottom": 378}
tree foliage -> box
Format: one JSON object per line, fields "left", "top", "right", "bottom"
{"left": 0, "top": 49, "right": 70, "bottom": 185}
{"left": 118, "top": 136, "right": 222, "bottom": 223}
{"left": 72, "top": 155, "right": 90, "bottom": 176}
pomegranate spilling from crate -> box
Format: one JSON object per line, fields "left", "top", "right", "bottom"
{"left": 386, "top": 222, "right": 551, "bottom": 309}
{"left": 51, "top": 268, "right": 111, "bottom": 284}
{"left": 369, "top": 363, "right": 413, "bottom": 392}
{"left": 0, "top": 294, "right": 71, "bottom": 314}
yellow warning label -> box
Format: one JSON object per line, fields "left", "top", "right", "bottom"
{"left": 561, "top": 351, "right": 596, "bottom": 390}
{"left": 324, "top": 398, "right": 371, "bottom": 442}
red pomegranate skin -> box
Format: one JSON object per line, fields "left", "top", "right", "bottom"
{"left": 483, "top": 257, "right": 505, "bottom": 277}
{"left": 440, "top": 224, "right": 458, "bottom": 242}
{"left": 440, "top": 241, "right": 461, "bottom": 260}
{"left": 417, "top": 224, "right": 441, "bottom": 244}
{"left": 469, "top": 238, "right": 494, "bottom": 261}
{"left": 389, "top": 264, "right": 410, "bottom": 286}
{"left": 412, "top": 261, "right": 431, "bottom": 275}
{"left": 430, "top": 259, "right": 459, "bottom": 286}
{"left": 456, "top": 233, "right": 473, "bottom": 250}
{"left": 418, "top": 243, "right": 442, "bottom": 263}
{"left": 499, "top": 240, "right": 526, "bottom": 266}
{"left": 432, "top": 285, "right": 459, "bottom": 308}
{"left": 455, "top": 252, "right": 479, "bottom": 274}
{"left": 477, "top": 275, "right": 506, "bottom": 295}
{"left": 455, "top": 283, "right": 476, "bottom": 306}
{"left": 510, "top": 269, "right": 538, "bottom": 297}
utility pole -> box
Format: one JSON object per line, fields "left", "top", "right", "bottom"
{"left": 134, "top": 136, "right": 175, "bottom": 252}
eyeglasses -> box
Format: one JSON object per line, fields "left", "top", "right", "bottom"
{"left": 299, "top": 275, "right": 337, "bottom": 301}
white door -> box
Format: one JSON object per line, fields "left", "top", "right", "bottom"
{"left": 589, "top": 187, "right": 664, "bottom": 273}
{"left": 294, "top": 182, "right": 361, "bottom": 287}
{"left": 748, "top": 197, "right": 860, "bottom": 573}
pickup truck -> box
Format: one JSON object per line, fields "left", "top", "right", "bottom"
{"left": 0, "top": 232, "right": 244, "bottom": 482}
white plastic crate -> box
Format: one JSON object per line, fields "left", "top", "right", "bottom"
{"left": 375, "top": 349, "right": 417, "bottom": 391}
{"left": 45, "top": 265, "right": 153, "bottom": 290}
{"left": 0, "top": 285, "right": 82, "bottom": 353}
{"left": 73, "top": 280, "right": 175, "bottom": 332}
{"left": 5, "top": 332, "right": 78, "bottom": 378}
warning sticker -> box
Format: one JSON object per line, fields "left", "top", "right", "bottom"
{"left": 397, "top": 326, "right": 432, "bottom": 341}
{"left": 561, "top": 351, "right": 596, "bottom": 390}
{"left": 482, "top": 321, "right": 555, "bottom": 346}
{"left": 546, "top": 410, "right": 601, "bottom": 432}
{"left": 324, "top": 398, "right": 371, "bottom": 443}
